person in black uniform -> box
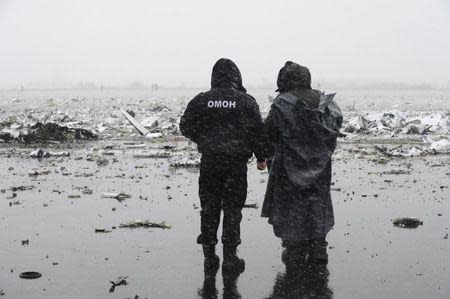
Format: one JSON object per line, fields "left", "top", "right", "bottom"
{"left": 180, "top": 58, "right": 268, "bottom": 272}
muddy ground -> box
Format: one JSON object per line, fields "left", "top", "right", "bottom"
{"left": 0, "top": 88, "right": 449, "bottom": 298}
{"left": 0, "top": 137, "right": 448, "bottom": 299}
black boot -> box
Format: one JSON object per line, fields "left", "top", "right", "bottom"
{"left": 222, "top": 264, "right": 243, "bottom": 298}
{"left": 222, "top": 245, "right": 245, "bottom": 272}
{"left": 197, "top": 270, "right": 218, "bottom": 299}
{"left": 203, "top": 245, "right": 220, "bottom": 271}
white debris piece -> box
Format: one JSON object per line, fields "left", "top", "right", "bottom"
{"left": 405, "top": 147, "right": 424, "bottom": 157}
{"left": 144, "top": 132, "right": 163, "bottom": 139}
{"left": 344, "top": 110, "right": 449, "bottom": 136}
{"left": 169, "top": 153, "right": 200, "bottom": 168}
{"left": 423, "top": 136, "right": 450, "bottom": 153}
{"left": 141, "top": 115, "right": 160, "bottom": 128}
{"left": 30, "top": 149, "right": 70, "bottom": 158}
{"left": 125, "top": 143, "right": 147, "bottom": 148}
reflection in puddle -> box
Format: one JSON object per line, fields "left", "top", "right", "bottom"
{"left": 268, "top": 256, "right": 332, "bottom": 299}
{"left": 198, "top": 264, "right": 244, "bottom": 299}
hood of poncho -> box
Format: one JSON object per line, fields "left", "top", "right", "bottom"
{"left": 276, "top": 61, "right": 311, "bottom": 92}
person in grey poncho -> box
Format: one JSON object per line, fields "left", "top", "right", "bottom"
{"left": 261, "top": 61, "right": 343, "bottom": 264}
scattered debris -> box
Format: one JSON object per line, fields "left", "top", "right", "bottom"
{"left": 102, "top": 192, "right": 132, "bottom": 202}
{"left": 0, "top": 96, "right": 448, "bottom": 296}
{"left": 82, "top": 188, "right": 93, "bottom": 195}
{"left": 109, "top": 276, "right": 128, "bottom": 293}
{"left": 393, "top": 218, "right": 423, "bottom": 229}
{"left": 119, "top": 108, "right": 163, "bottom": 139}
{"left": 243, "top": 203, "right": 259, "bottom": 209}
{"left": 119, "top": 220, "right": 171, "bottom": 229}
{"left": 0, "top": 132, "right": 13, "bottom": 142}
{"left": 96, "top": 157, "right": 109, "bottom": 166}
{"left": 133, "top": 151, "right": 171, "bottom": 158}
{"left": 126, "top": 110, "right": 136, "bottom": 117}
{"left": 375, "top": 145, "right": 424, "bottom": 157}
{"left": 19, "top": 272, "right": 42, "bottom": 279}
{"left": 19, "top": 123, "right": 97, "bottom": 143}
{"left": 169, "top": 153, "right": 200, "bottom": 168}
{"left": 28, "top": 169, "right": 51, "bottom": 176}
{"left": 30, "top": 149, "right": 70, "bottom": 158}
{"left": 7, "top": 193, "right": 17, "bottom": 200}
{"left": 125, "top": 143, "right": 147, "bottom": 149}
{"left": 343, "top": 111, "right": 448, "bottom": 136}
{"left": 10, "top": 185, "right": 34, "bottom": 192}
{"left": 423, "top": 136, "right": 450, "bottom": 153}
{"left": 383, "top": 169, "right": 411, "bottom": 175}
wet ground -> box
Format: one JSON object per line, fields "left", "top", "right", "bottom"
{"left": 0, "top": 88, "right": 449, "bottom": 298}
{"left": 0, "top": 138, "right": 449, "bottom": 299}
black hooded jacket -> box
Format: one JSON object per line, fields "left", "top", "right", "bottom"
{"left": 180, "top": 58, "right": 268, "bottom": 162}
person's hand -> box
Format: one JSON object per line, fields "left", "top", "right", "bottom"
{"left": 257, "top": 160, "right": 267, "bottom": 170}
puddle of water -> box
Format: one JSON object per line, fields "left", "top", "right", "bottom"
{"left": 0, "top": 142, "right": 449, "bottom": 298}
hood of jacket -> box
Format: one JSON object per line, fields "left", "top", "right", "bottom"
{"left": 276, "top": 61, "right": 311, "bottom": 92}
{"left": 211, "top": 58, "right": 246, "bottom": 93}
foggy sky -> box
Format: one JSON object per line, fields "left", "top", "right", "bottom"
{"left": 1, "top": 0, "right": 449, "bottom": 88}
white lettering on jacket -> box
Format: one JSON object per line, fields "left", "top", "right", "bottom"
{"left": 207, "top": 101, "right": 236, "bottom": 108}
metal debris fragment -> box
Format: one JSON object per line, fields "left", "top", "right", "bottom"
{"left": 243, "top": 203, "right": 259, "bottom": 209}
{"left": 393, "top": 218, "right": 423, "bottom": 229}
{"left": 19, "top": 272, "right": 42, "bottom": 279}
{"left": 119, "top": 220, "right": 171, "bottom": 229}
{"left": 109, "top": 276, "right": 128, "bottom": 293}
{"left": 10, "top": 185, "right": 34, "bottom": 192}
{"left": 102, "top": 192, "right": 132, "bottom": 202}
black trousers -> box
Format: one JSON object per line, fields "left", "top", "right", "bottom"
{"left": 197, "top": 154, "right": 248, "bottom": 247}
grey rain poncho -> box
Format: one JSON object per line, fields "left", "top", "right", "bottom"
{"left": 261, "top": 62, "right": 343, "bottom": 242}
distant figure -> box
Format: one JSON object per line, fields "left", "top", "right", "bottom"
{"left": 180, "top": 58, "right": 268, "bottom": 272}
{"left": 151, "top": 83, "right": 159, "bottom": 91}
{"left": 262, "top": 61, "right": 343, "bottom": 265}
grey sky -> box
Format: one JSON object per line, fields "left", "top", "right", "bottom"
{"left": 1, "top": 0, "right": 449, "bottom": 88}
